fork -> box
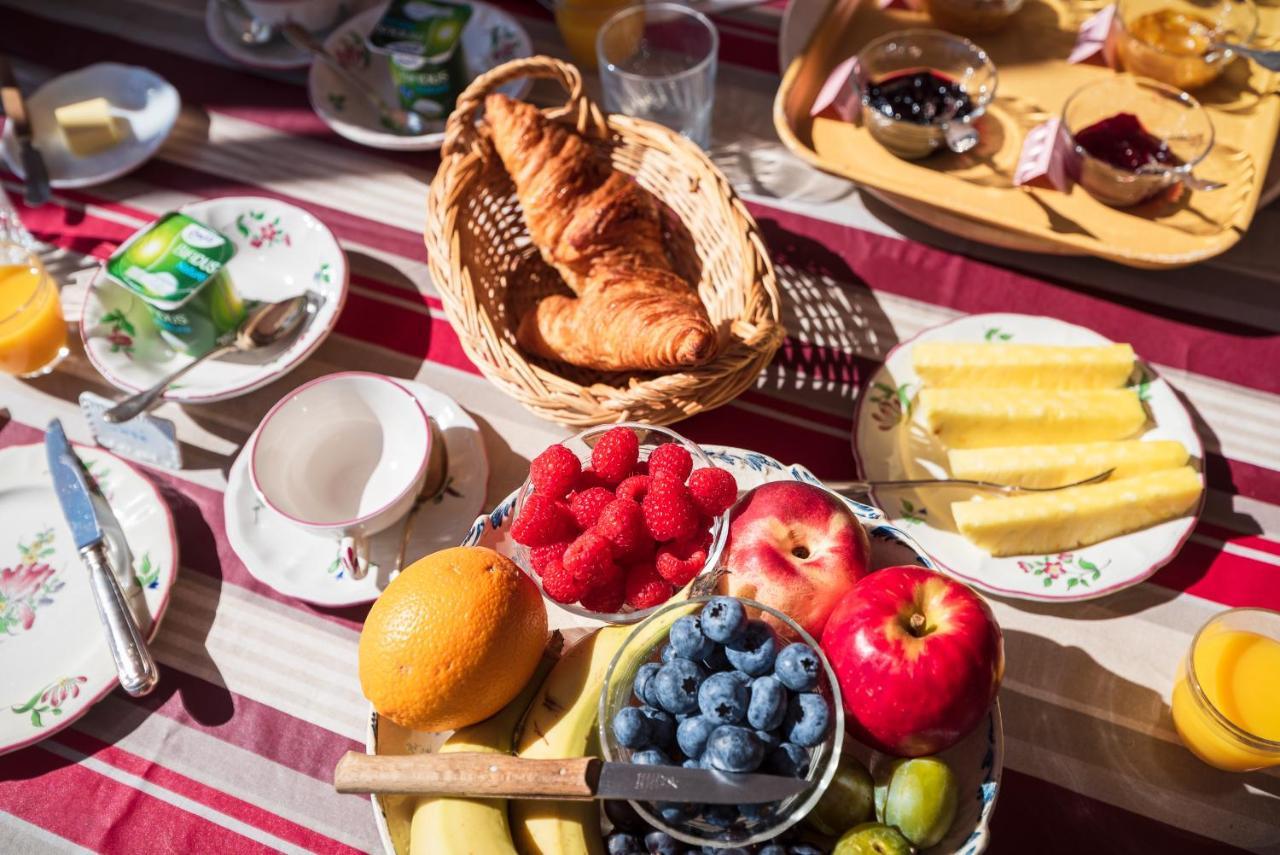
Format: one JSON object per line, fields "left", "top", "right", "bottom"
{"left": 826, "top": 469, "right": 1115, "bottom": 497}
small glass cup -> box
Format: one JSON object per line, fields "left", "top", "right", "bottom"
{"left": 922, "top": 0, "right": 1025, "bottom": 34}
{"left": 852, "top": 29, "right": 998, "bottom": 161}
{"left": 0, "top": 238, "right": 68, "bottom": 379}
{"left": 599, "top": 596, "right": 845, "bottom": 848}
{"left": 1171, "top": 608, "right": 1280, "bottom": 772}
{"left": 1061, "top": 75, "right": 1216, "bottom": 207}
{"left": 1110, "top": 0, "right": 1259, "bottom": 91}
{"left": 553, "top": 0, "right": 639, "bottom": 71}
{"left": 511, "top": 423, "right": 729, "bottom": 624}
{"left": 597, "top": 2, "right": 719, "bottom": 149}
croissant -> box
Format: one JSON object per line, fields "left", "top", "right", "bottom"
{"left": 484, "top": 94, "right": 717, "bottom": 372}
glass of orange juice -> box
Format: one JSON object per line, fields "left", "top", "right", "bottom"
{"left": 552, "top": 0, "right": 639, "bottom": 70}
{"left": 1171, "top": 608, "right": 1280, "bottom": 772}
{"left": 0, "top": 241, "right": 68, "bottom": 378}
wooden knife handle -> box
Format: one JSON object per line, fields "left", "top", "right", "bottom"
{"left": 0, "top": 56, "right": 27, "bottom": 128}
{"left": 333, "top": 752, "right": 600, "bottom": 799}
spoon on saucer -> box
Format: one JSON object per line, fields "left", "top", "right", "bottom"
{"left": 103, "top": 294, "right": 312, "bottom": 424}
{"left": 216, "top": 0, "right": 275, "bottom": 46}
{"left": 389, "top": 417, "right": 452, "bottom": 576}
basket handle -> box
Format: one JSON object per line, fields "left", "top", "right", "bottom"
{"left": 443, "top": 56, "right": 610, "bottom": 159}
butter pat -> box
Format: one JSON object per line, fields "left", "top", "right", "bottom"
{"left": 54, "top": 97, "right": 121, "bottom": 157}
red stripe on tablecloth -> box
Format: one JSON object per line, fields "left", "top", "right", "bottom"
{"left": 48, "top": 728, "right": 364, "bottom": 855}
{"left": 1196, "top": 522, "right": 1280, "bottom": 558}
{"left": 1204, "top": 452, "right": 1280, "bottom": 510}
{"left": 1151, "top": 537, "right": 1280, "bottom": 609}
{"left": 0, "top": 747, "right": 278, "bottom": 854}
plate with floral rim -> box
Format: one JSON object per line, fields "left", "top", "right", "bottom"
{"left": 0, "top": 442, "right": 177, "bottom": 756}
{"left": 852, "top": 312, "right": 1205, "bottom": 603}
{"left": 81, "top": 196, "right": 348, "bottom": 404}
{"left": 365, "top": 446, "right": 1002, "bottom": 855}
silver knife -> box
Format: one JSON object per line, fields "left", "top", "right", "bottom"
{"left": 0, "top": 56, "right": 51, "bottom": 207}
{"left": 45, "top": 419, "right": 159, "bottom": 697}
{"left": 332, "top": 752, "right": 812, "bottom": 804}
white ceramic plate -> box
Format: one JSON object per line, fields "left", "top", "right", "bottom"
{"left": 1, "top": 63, "right": 179, "bottom": 189}
{"left": 367, "top": 446, "right": 1002, "bottom": 855}
{"left": 308, "top": 3, "right": 532, "bottom": 152}
{"left": 204, "top": 0, "right": 313, "bottom": 70}
{"left": 852, "top": 312, "right": 1204, "bottom": 602}
{"left": 0, "top": 443, "right": 177, "bottom": 756}
{"left": 81, "top": 195, "right": 348, "bottom": 404}
{"left": 224, "top": 378, "right": 489, "bottom": 607}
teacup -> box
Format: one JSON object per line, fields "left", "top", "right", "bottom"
{"left": 250, "top": 371, "right": 431, "bottom": 579}
{"left": 240, "top": 0, "right": 343, "bottom": 32}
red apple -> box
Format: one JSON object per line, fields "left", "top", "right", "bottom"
{"left": 717, "top": 481, "right": 871, "bottom": 637}
{"left": 821, "top": 565, "right": 1003, "bottom": 757}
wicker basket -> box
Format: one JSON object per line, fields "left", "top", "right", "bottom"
{"left": 425, "top": 56, "right": 784, "bottom": 427}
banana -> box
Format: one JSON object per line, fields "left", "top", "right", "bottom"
{"left": 410, "top": 632, "right": 564, "bottom": 855}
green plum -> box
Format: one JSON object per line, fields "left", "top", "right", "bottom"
{"left": 879, "top": 757, "right": 959, "bottom": 849}
{"left": 806, "top": 752, "right": 875, "bottom": 836}
{"left": 833, "top": 822, "right": 913, "bottom": 855}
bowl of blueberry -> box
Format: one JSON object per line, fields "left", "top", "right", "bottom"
{"left": 599, "top": 595, "right": 845, "bottom": 849}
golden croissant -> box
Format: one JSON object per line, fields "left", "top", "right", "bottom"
{"left": 484, "top": 94, "right": 717, "bottom": 372}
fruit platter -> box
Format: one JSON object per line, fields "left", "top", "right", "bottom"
{"left": 356, "top": 433, "right": 1004, "bottom": 855}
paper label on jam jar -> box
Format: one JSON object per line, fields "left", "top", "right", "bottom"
{"left": 1014, "top": 118, "right": 1073, "bottom": 192}
{"left": 810, "top": 57, "right": 861, "bottom": 122}
{"left": 1068, "top": 4, "right": 1118, "bottom": 65}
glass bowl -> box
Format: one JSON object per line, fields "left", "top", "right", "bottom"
{"left": 922, "top": 0, "right": 1025, "bottom": 34}
{"left": 1061, "top": 75, "right": 1216, "bottom": 207}
{"left": 1110, "top": 0, "right": 1258, "bottom": 91}
{"left": 598, "top": 596, "right": 845, "bottom": 848}
{"left": 511, "top": 423, "right": 729, "bottom": 624}
{"left": 852, "top": 29, "right": 998, "bottom": 161}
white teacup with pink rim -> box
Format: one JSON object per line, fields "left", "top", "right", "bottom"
{"left": 241, "top": 0, "right": 343, "bottom": 32}
{"left": 249, "top": 371, "right": 431, "bottom": 580}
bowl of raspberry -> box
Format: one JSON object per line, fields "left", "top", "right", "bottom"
{"left": 509, "top": 424, "right": 738, "bottom": 624}
{"left": 598, "top": 595, "right": 845, "bottom": 849}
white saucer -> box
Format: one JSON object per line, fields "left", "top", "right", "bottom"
{"left": 1, "top": 63, "right": 179, "bottom": 189}
{"left": 224, "top": 379, "right": 489, "bottom": 607}
{"left": 81, "top": 195, "right": 348, "bottom": 404}
{"left": 205, "top": 0, "right": 312, "bottom": 70}
{"left": 308, "top": 3, "right": 532, "bottom": 152}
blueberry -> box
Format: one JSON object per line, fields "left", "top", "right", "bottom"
{"left": 737, "top": 801, "right": 775, "bottom": 823}
{"left": 702, "top": 803, "right": 738, "bottom": 829}
{"left": 701, "top": 597, "right": 747, "bottom": 644}
{"left": 682, "top": 758, "right": 701, "bottom": 769}
{"left": 669, "top": 615, "right": 716, "bottom": 661}
{"left": 606, "top": 832, "right": 644, "bottom": 855}
{"left": 774, "top": 642, "right": 821, "bottom": 692}
{"left": 784, "top": 693, "right": 830, "bottom": 748}
{"left": 652, "top": 804, "right": 690, "bottom": 830}
{"left": 702, "top": 644, "right": 730, "bottom": 672}
{"left": 604, "top": 798, "right": 644, "bottom": 832}
{"left": 653, "top": 658, "right": 705, "bottom": 715}
{"left": 705, "top": 725, "right": 765, "bottom": 772}
{"left": 708, "top": 848, "right": 749, "bottom": 855}
{"left": 676, "top": 714, "right": 716, "bottom": 759}
{"left": 754, "top": 728, "right": 780, "bottom": 750}
{"left": 631, "top": 748, "right": 671, "bottom": 766}
{"left": 727, "top": 669, "right": 753, "bottom": 686}
{"left": 746, "top": 675, "right": 787, "bottom": 731}
{"left": 766, "top": 742, "right": 809, "bottom": 777}
{"left": 788, "top": 846, "right": 824, "bottom": 855}
{"left": 759, "top": 846, "right": 788, "bottom": 855}
{"left": 612, "top": 706, "right": 652, "bottom": 749}
{"left": 640, "top": 706, "right": 676, "bottom": 749}
{"left": 725, "top": 620, "right": 777, "bottom": 676}
{"left": 661, "top": 644, "right": 679, "bottom": 664}
{"left": 697, "top": 672, "right": 749, "bottom": 725}
{"left": 634, "top": 662, "right": 661, "bottom": 706}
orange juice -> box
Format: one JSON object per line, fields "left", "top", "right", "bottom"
{"left": 553, "top": 0, "right": 637, "bottom": 70}
{"left": 1172, "top": 610, "right": 1280, "bottom": 772}
{"left": 0, "top": 259, "right": 67, "bottom": 377}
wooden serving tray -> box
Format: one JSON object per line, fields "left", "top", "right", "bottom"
{"left": 773, "top": 0, "right": 1280, "bottom": 268}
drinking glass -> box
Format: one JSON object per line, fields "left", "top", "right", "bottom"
{"left": 596, "top": 3, "right": 718, "bottom": 149}
{"left": 0, "top": 204, "right": 67, "bottom": 378}
{"left": 552, "top": 0, "right": 639, "bottom": 71}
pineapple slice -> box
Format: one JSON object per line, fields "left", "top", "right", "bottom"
{"left": 951, "top": 466, "right": 1203, "bottom": 556}
{"left": 918, "top": 388, "right": 1147, "bottom": 449}
{"left": 948, "top": 440, "right": 1188, "bottom": 488}
{"left": 913, "top": 342, "right": 1135, "bottom": 389}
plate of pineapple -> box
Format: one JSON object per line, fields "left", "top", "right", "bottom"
{"left": 853, "top": 313, "right": 1204, "bottom": 601}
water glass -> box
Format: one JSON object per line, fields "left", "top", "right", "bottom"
{"left": 596, "top": 3, "right": 718, "bottom": 148}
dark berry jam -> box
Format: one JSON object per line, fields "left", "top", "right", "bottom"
{"left": 1074, "top": 113, "right": 1180, "bottom": 172}
{"left": 865, "top": 69, "right": 974, "bottom": 125}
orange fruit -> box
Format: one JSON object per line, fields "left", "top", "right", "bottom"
{"left": 358, "top": 546, "right": 548, "bottom": 732}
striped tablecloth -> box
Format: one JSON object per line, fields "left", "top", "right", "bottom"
{"left": 1, "top": 2, "right": 1277, "bottom": 853}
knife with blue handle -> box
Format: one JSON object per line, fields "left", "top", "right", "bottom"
{"left": 45, "top": 419, "right": 159, "bottom": 697}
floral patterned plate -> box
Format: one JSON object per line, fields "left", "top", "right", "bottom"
{"left": 852, "top": 312, "right": 1204, "bottom": 602}
{"left": 0, "top": 442, "right": 177, "bottom": 756}
{"left": 366, "top": 446, "right": 1003, "bottom": 855}
{"left": 308, "top": 3, "right": 532, "bottom": 151}
{"left": 81, "top": 196, "right": 348, "bottom": 404}
{"left": 224, "top": 378, "right": 488, "bottom": 607}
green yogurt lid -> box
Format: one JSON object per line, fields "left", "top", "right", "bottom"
{"left": 104, "top": 212, "right": 236, "bottom": 311}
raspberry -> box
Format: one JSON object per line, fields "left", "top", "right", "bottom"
{"left": 540, "top": 559, "right": 587, "bottom": 604}
{"left": 563, "top": 531, "right": 617, "bottom": 583}
{"left": 594, "top": 498, "right": 654, "bottom": 561}
{"left": 580, "top": 572, "right": 625, "bottom": 613}
{"left": 511, "top": 494, "right": 576, "bottom": 547}
{"left": 530, "top": 539, "right": 572, "bottom": 574}
{"left": 647, "top": 443, "right": 693, "bottom": 482}
{"left": 529, "top": 444, "right": 581, "bottom": 498}
{"left": 591, "top": 427, "right": 639, "bottom": 485}
{"left": 632, "top": 460, "right": 649, "bottom": 476}
{"left": 616, "top": 474, "right": 651, "bottom": 503}
{"left": 687, "top": 467, "right": 738, "bottom": 518}
{"left": 655, "top": 537, "right": 709, "bottom": 586}
{"left": 570, "top": 487, "right": 615, "bottom": 530}
{"left": 624, "top": 562, "right": 673, "bottom": 610}
{"left": 642, "top": 479, "right": 700, "bottom": 542}
{"left": 573, "top": 468, "right": 608, "bottom": 493}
